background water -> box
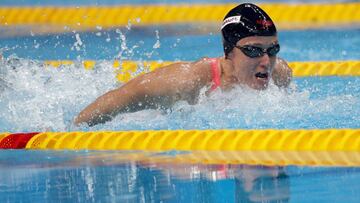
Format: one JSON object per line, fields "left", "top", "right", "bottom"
{"left": 1, "top": 1, "right": 360, "bottom": 202}
{"left": 0, "top": 27, "right": 359, "bottom": 202}
{"left": 0, "top": 28, "right": 359, "bottom": 132}
{"left": 1, "top": 150, "right": 360, "bottom": 203}
{"left": 1, "top": 28, "right": 360, "bottom": 61}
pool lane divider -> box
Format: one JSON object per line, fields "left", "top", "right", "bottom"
{"left": 0, "top": 132, "right": 39, "bottom": 149}
{"left": 43, "top": 60, "right": 360, "bottom": 83}
{"left": 0, "top": 3, "right": 360, "bottom": 30}
{"left": 1, "top": 129, "right": 360, "bottom": 166}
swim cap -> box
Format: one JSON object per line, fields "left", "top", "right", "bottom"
{"left": 221, "top": 3, "right": 277, "bottom": 56}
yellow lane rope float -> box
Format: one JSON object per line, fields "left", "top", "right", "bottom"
{"left": 1, "top": 129, "right": 360, "bottom": 166}
{"left": 43, "top": 60, "right": 360, "bottom": 83}
{"left": 0, "top": 133, "right": 9, "bottom": 143}
{"left": 0, "top": 3, "right": 359, "bottom": 30}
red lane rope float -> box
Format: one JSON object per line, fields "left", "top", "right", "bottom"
{"left": 0, "top": 132, "right": 39, "bottom": 149}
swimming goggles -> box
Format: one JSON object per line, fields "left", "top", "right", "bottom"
{"left": 235, "top": 44, "right": 280, "bottom": 58}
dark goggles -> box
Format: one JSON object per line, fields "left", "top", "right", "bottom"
{"left": 235, "top": 44, "right": 280, "bottom": 58}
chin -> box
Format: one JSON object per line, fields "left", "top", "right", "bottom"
{"left": 250, "top": 80, "right": 269, "bottom": 90}
{"left": 253, "top": 84, "right": 268, "bottom": 90}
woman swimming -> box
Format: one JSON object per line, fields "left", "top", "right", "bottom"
{"left": 75, "top": 3, "right": 292, "bottom": 126}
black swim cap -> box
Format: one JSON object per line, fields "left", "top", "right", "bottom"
{"left": 221, "top": 3, "right": 277, "bottom": 56}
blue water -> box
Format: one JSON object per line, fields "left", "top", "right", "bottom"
{"left": 1, "top": 28, "right": 360, "bottom": 132}
{"left": 1, "top": 2, "right": 360, "bottom": 202}
{"left": 1, "top": 150, "right": 360, "bottom": 203}
{"left": 1, "top": 28, "right": 360, "bottom": 61}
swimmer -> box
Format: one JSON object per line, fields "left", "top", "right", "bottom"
{"left": 74, "top": 3, "right": 292, "bottom": 126}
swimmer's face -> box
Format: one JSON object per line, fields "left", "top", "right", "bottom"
{"left": 228, "top": 36, "right": 278, "bottom": 90}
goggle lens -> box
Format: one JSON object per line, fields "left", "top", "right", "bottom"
{"left": 237, "top": 44, "right": 280, "bottom": 58}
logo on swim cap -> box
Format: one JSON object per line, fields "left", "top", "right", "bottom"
{"left": 221, "top": 15, "right": 242, "bottom": 30}
{"left": 256, "top": 19, "right": 273, "bottom": 29}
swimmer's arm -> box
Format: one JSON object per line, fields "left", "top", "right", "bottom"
{"left": 74, "top": 78, "right": 142, "bottom": 126}
{"left": 74, "top": 62, "right": 208, "bottom": 126}
{"left": 272, "top": 57, "right": 292, "bottom": 88}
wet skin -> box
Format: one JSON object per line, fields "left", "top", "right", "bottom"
{"left": 225, "top": 36, "right": 278, "bottom": 90}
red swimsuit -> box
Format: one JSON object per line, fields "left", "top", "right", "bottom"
{"left": 209, "top": 58, "right": 221, "bottom": 91}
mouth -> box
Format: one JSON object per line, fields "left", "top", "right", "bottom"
{"left": 255, "top": 72, "right": 269, "bottom": 80}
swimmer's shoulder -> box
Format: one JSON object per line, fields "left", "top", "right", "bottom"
{"left": 153, "top": 58, "right": 213, "bottom": 78}
{"left": 191, "top": 57, "right": 221, "bottom": 73}
{"left": 142, "top": 57, "right": 218, "bottom": 90}
{"left": 149, "top": 57, "right": 215, "bottom": 73}
{"left": 273, "top": 57, "right": 292, "bottom": 87}
{"left": 190, "top": 57, "right": 221, "bottom": 81}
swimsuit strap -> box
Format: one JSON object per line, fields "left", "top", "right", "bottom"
{"left": 210, "top": 58, "right": 221, "bottom": 91}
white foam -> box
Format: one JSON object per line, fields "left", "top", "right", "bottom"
{"left": 0, "top": 57, "right": 359, "bottom": 132}
{"left": 0, "top": 56, "right": 117, "bottom": 132}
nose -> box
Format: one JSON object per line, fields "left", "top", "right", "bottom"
{"left": 259, "top": 53, "right": 271, "bottom": 68}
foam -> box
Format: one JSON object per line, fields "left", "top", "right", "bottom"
{"left": 0, "top": 56, "right": 359, "bottom": 132}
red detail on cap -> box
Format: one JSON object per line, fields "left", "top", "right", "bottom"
{"left": 0, "top": 132, "right": 39, "bottom": 149}
{"left": 256, "top": 19, "right": 273, "bottom": 28}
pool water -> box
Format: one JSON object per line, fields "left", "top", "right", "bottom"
{"left": 1, "top": 5, "right": 360, "bottom": 203}
{"left": 0, "top": 28, "right": 360, "bottom": 132}
{"left": 1, "top": 28, "right": 360, "bottom": 61}
{"left": 1, "top": 150, "right": 360, "bottom": 203}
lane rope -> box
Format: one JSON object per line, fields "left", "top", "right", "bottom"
{"left": 42, "top": 60, "right": 360, "bottom": 83}
{"left": 0, "top": 3, "right": 359, "bottom": 31}
{"left": 1, "top": 129, "right": 360, "bottom": 166}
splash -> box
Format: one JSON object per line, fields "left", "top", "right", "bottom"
{"left": 71, "top": 33, "right": 84, "bottom": 51}
{"left": 0, "top": 56, "right": 359, "bottom": 132}
{"left": 78, "top": 78, "right": 359, "bottom": 131}
{"left": 0, "top": 56, "right": 117, "bottom": 132}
